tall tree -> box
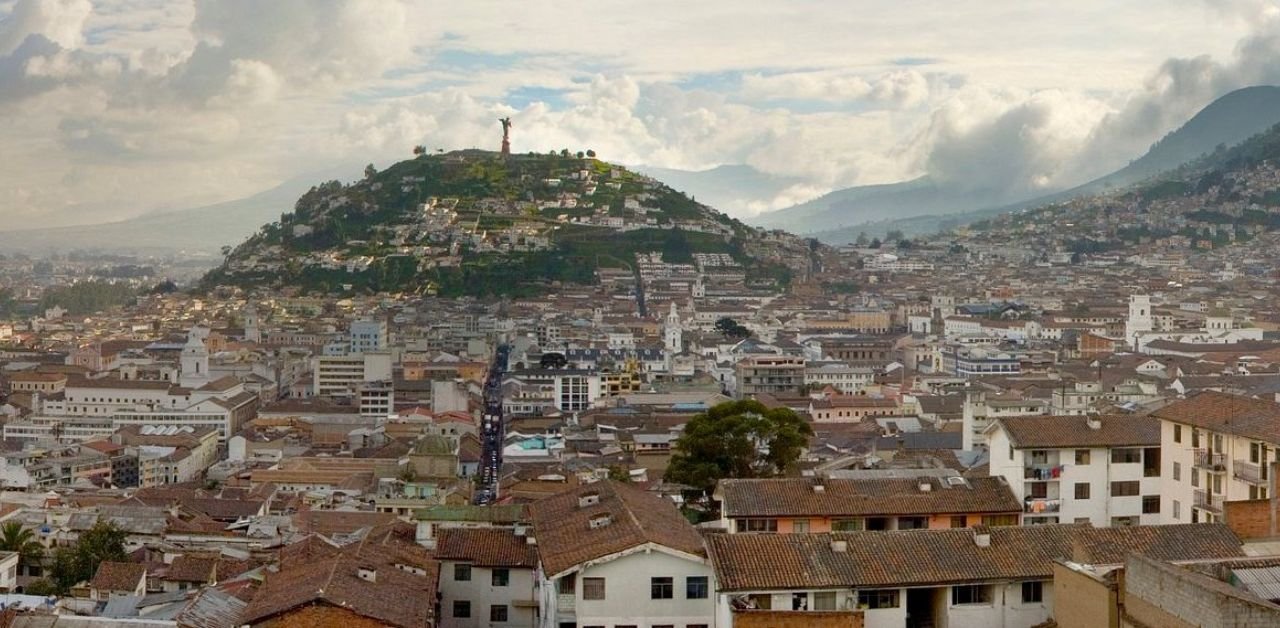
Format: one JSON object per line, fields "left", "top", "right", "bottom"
{"left": 665, "top": 400, "right": 813, "bottom": 494}
{"left": 47, "top": 521, "right": 128, "bottom": 594}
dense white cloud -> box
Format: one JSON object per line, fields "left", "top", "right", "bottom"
{"left": 0, "top": 0, "right": 1272, "bottom": 226}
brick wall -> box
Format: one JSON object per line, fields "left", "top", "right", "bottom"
{"left": 1224, "top": 499, "right": 1274, "bottom": 539}
{"left": 732, "top": 610, "right": 863, "bottom": 628}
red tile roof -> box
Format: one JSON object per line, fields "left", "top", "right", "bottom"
{"left": 993, "top": 414, "right": 1160, "bottom": 449}
{"left": 435, "top": 528, "right": 539, "bottom": 568}
{"left": 530, "top": 480, "right": 705, "bottom": 578}
{"left": 709, "top": 524, "right": 1243, "bottom": 591}
{"left": 1150, "top": 391, "right": 1280, "bottom": 443}
{"left": 719, "top": 477, "right": 1021, "bottom": 518}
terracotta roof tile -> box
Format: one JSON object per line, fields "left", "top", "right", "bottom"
{"left": 91, "top": 561, "right": 147, "bottom": 591}
{"left": 1150, "top": 391, "right": 1280, "bottom": 443}
{"left": 530, "top": 480, "right": 704, "bottom": 578}
{"left": 435, "top": 528, "right": 539, "bottom": 568}
{"left": 993, "top": 414, "right": 1160, "bottom": 449}
{"left": 719, "top": 477, "right": 1021, "bottom": 518}
{"left": 709, "top": 524, "right": 1243, "bottom": 591}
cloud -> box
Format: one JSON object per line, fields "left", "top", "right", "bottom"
{"left": 0, "top": 0, "right": 1271, "bottom": 227}
{"left": 0, "top": 0, "right": 90, "bottom": 56}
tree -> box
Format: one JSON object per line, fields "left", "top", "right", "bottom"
{"left": 0, "top": 522, "right": 44, "bottom": 573}
{"left": 855, "top": 232, "right": 869, "bottom": 246}
{"left": 539, "top": 352, "right": 568, "bottom": 369}
{"left": 586, "top": 149, "right": 597, "bottom": 158}
{"left": 364, "top": 163, "right": 377, "bottom": 179}
{"left": 665, "top": 400, "right": 813, "bottom": 494}
{"left": 607, "top": 465, "right": 630, "bottom": 482}
{"left": 48, "top": 521, "right": 127, "bottom": 594}
{"left": 576, "top": 151, "right": 585, "bottom": 159}
{"left": 869, "top": 237, "right": 882, "bottom": 249}
{"left": 714, "top": 317, "right": 752, "bottom": 341}
{"left": 886, "top": 229, "right": 905, "bottom": 243}
{"left": 413, "top": 145, "right": 426, "bottom": 156}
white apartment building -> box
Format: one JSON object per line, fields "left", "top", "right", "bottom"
{"left": 1152, "top": 391, "right": 1280, "bottom": 525}
{"left": 985, "top": 414, "right": 1162, "bottom": 526}
{"left": 312, "top": 351, "right": 393, "bottom": 397}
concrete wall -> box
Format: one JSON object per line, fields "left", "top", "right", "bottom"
{"left": 1123, "top": 555, "right": 1280, "bottom": 628}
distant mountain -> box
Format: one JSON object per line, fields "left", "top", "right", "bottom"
{"left": 750, "top": 176, "right": 1027, "bottom": 235}
{"left": 807, "top": 85, "right": 1280, "bottom": 243}
{"left": 631, "top": 164, "right": 804, "bottom": 218}
{"left": 0, "top": 164, "right": 358, "bottom": 254}
{"left": 201, "top": 151, "right": 815, "bottom": 298}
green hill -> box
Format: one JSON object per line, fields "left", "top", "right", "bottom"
{"left": 199, "top": 150, "right": 813, "bottom": 297}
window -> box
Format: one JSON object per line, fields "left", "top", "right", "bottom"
{"left": 1251, "top": 442, "right": 1265, "bottom": 464}
{"left": 1142, "top": 496, "right": 1161, "bottom": 514}
{"left": 813, "top": 591, "right": 837, "bottom": 610}
{"left": 1028, "top": 482, "right": 1048, "bottom": 499}
{"left": 1214, "top": 433, "right": 1225, "bottom": 454}
{"left": 857, "top": 589, "right": 900, "bottom": 609}
{"left": 1143, "top": 448, "right": 1161, "bottom": 477}
{"left": 1074, "top": 483, "right": 1090, "bottom": 499}
{"left": 490, "top": 605, "right": 508, "bottom": 622}
{"left": 491, "top": 568, "right": 509, "bottom": 587}
{"left": 651, "top": 577, "right": 674, "bottom": 599}
{"left": 950, "top": 515, "right": 968, "bottom": 528}
{"left": 1021, "top": 581, "right": 1044, "bottom": 604}
{"left": 951, "top": 584, "right": 992, "bottom": 605}
{"left": 832, "top": 518, "right": 863, "bottom": 531}
{"left": 1173, "top": 462, "right": 1182, "bottom": 482}
{"left": 1075, "top": 449, "right": 1090, "bottom": 465}
{"left": 582, "top": 577, "right": 605, "bottom": 600}
{"left": 792, "top": 519, "right": 810, "bottom": 533}
{"left": 1009, "top": 445, "right": 1015, "bottom": 461}
{"left": 686, "top": 576, "right": 708, "bottom": 599}
{"left": 1192, "top": 429, "right": 1201, "bottom": 448}
{"left": 1111, "top": 448, "right": 1141, "bottom": 464}
{"left": 1173, "top": 500, "right": 1181, "bottom": 520}
{"left": 1111, "top": 516, "right": 1139, "bottom": 526}
{"left": 739, "top": 518, "right": 778, "bottom": 533}
{"left": 1192, "top": 470, "right": 1200, "bottom": 488}
{"left": 452, "top": 600, "right": 470, "bottom": 618}
{"left": 453, "top": 564, "right": 471, "bottom": 582}
{"left": 1174, "top": 424, "right": 1182, "bottom": 443}
{"left": 898, "top": 516, "right": 927, "bottom": 530}
{"left": 1111, "top": 481, "right": 1140, "bottom": 497}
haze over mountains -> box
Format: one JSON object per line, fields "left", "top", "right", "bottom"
{"left": 756, "top": 85, "right": 1280, "bottom": 238}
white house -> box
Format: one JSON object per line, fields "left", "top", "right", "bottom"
{"left": 436, "top": 527, "right": 540, "bottom": 628}
{"left": 530, "top": 481, "right": 715, "bottom": 628}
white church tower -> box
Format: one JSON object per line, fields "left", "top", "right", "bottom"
{"left": 664, "top": 302, "right": 683, "bottom": 354}
{"left": 243, "top": 304, "right": 261, "bottom": 343}
{"left": 1125, "top": 294, "right": 1153, "bottom": 350}
{"left": 180, "top": 327, "right": 211, "bottom": 388}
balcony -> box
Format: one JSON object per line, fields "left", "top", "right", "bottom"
{"left": 1024, "top": 498, "right": 1061, "bottom": 514}
{"left": 1234, "top": 460, "right": 1268, "bottom": 486}
{"left": 1193, "top": 449, "right": 1226, "bottom": 471}
{"left": 1193, "top": 489, "right": 1224, "bottom": 514}
{"left": 1024, "top": 465, "right": 1062, "bottom": 481}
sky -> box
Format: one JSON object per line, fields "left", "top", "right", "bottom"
{"left": 0, "top": 0, "right": 1278, "bottom": 227}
